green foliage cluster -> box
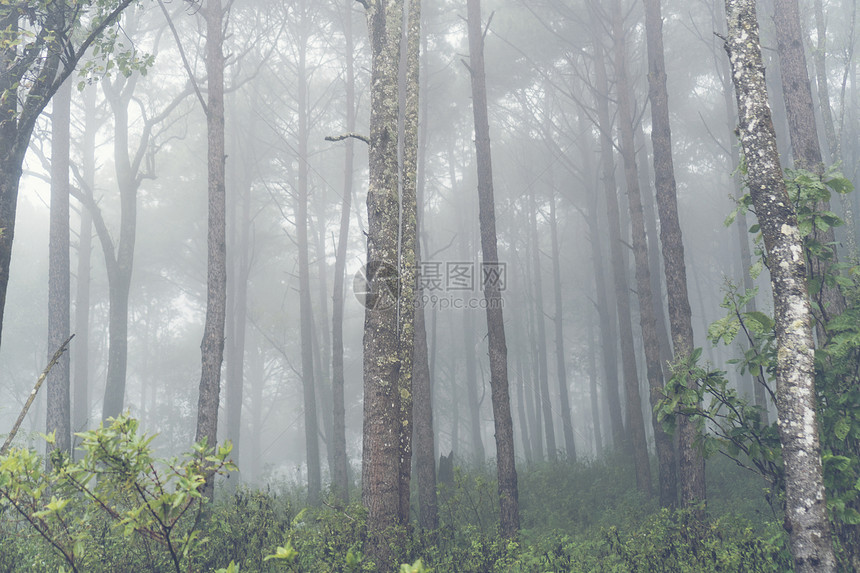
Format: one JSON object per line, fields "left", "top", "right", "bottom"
{"left": 0, "top": 414, "right": 234, "bottom": 573}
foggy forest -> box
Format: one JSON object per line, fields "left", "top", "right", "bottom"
{"left": 1, "top": 0, "right": 859, "bottom": 570}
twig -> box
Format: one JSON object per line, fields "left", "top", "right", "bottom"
{"left": 1, "top": 335, "right": 75, "bottom": 455}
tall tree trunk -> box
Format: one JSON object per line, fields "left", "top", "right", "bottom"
{"left": 47, "top": 76, "right": 72, "bottom": 457}
{"left": 586, "top": 317, "right": 603, "bottom": 454}
{"left": 724, "top": 3, "right": 837, "bottom": 570}
{"left": 591, "top": 2, "right": 651, "bottom": 492}
{"left": 523, "top": 237, "right": 544, "bottom": 460}
{"left": 773, "top": 0, "right": 846, "bottom": 322}
{"left": 225, "top": 141, "right": 251, "bottom": 478}
{"left": 99, "top": 75, "right": 140, "bottom": 422}
{"left": 548, "top": 189, "right": 575, "bottom": 460}
{"left": 361, "top": 0, "right": 410, "bottom": 564}
{"left": 528, "top": 189, "right": 557, "bottom": 462}
{"left": 412, "top": 13, "right": 437, "bottom": 531}
{"left": 642, "top": 0, "right": 698, "bottom": 509}
{"left": 612, "top": 0, "right": 665, "bottom": 501}
{"left": 716, "top": 4, "right": 770, "bottom": 422}
{"left": 466, "top": 0, "right": 519, "bottom": 539}
{"left": 329, "top": 0, "right": 357, "bottom": 506}
{"left": 580, "top": 113, "right": 624, "bottom": 449}
{"left": 515, "top": 358, "right": 533, "bottom": 463}
{"left": 195, "top": 0, "right": 228, "bottom": 501}
{"left": 296, "top": 11, "right": 322, "bottom": 505}
{"left": 72, "top": 86, "right": 96, "bottom": 452}
{"left": 635, "top": 126, "right": 673, "bottom": 372}
{"left": 396, "top": 0, "right": 420, "bottom": 526}
{"left": 464, "top": 307, "right": 485, "bottom": 464}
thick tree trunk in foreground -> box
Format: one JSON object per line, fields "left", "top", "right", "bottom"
{"left": 47, "top": 77, "right": 72, "bottom": 457}
{"left": 361, "top": 0, "right": 411, "bottom": 565}
{"left": 642, "top": 0, "right": 700, "bottom": 509}
{"left": 195, "top": 0, "right": 228, "bottom": 500}
{"left": 466, "top": 0, "right": 519, "bottom": 539}
{"left": 724, "top": 2, "right": 837, "bottom": 570}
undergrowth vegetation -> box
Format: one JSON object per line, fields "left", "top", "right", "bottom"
{"left": 0, "top": 422, "right": 790, "bottom": 572}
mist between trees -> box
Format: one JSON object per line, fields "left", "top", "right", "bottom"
{"left": 1, "top": 0, "right": 860, "bottom": 570}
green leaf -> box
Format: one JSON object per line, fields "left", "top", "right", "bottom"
{"left": 835, "top": 417, "right": 851, "bottom": 441}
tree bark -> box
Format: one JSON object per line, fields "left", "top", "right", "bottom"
{"left": 724, "top": 3, "right": 837, "bottom": 570}
{"left": 47, "top": 75, "right": 72, "bottom": 457}
{"left": 396, "top": 0, "right": 420, "bottom": 526}
{"left": 329, "top": 0, "right": 357, "bottom": 506}
{"left": 591, "top": 1, "right": 651, "bottom": 493}
{"left": 466, "top": 0, "right": 519, "bottom": 539}
{"left": 72, "top": 86, "right": 96, "bottom": 453}
{"left": 361, "top": 0, "right": 410, "bottom": 564}
{"left": 195, "top": 0, "right": 228, "bottom": 501}
{"left": 642, "top": 0, "right": 699, "bottom": 509}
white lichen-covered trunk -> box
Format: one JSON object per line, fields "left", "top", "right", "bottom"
{"left": 723, "top": 1, "right": 836, "bottom": 571}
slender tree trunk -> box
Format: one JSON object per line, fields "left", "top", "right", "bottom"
{"left": 724, "top": 4, "right": 837, "bottom": 570}
{"left": 329, "top": 0, "right": 357, "bottom": 506}
{"left": 466, "top": 0, "right": 519, "bottom": 539}
{"left": 296, "top": 13, "right": 321, "bottom": 505}
{"left": 642, "top": 0, "right": 699, "bottom": 509}
{"left": 528, "top": 189, "right": 557, "bottom": 462}
{"left": 591, "top": 3, "right": 651, "bottom": 492}
{"left": 464, "top": 308, "right": 485, "bottom": 464}
{"left": 515, "top": 358, "right": 533, "bottom": 463}
{"left": 635, "top": 126, "right": 673, "bottom": 373}
{"left": 612, "top": 0, "right": 667, "bottom": 501}
{"left": 523, "top": 239, "right": 544, "bottom": 460}
{"left": 396, "top": 0, "right": 420, "bottom": 526}
{"left": 549, "top": 189, "right": 575, "bottom": 460}
{"left": 100, "top": 77, "right": 139, "bottom": 422}
{"left": 72, "top": 85, "right": 95, "bottom": 450}
{"left": 580, "top": 114, "right": 624, "bottom": 449}
{"left": 195, "top": 0, "right": 228, "bottom": 501}
{"left": 586, "top": 317, "right": 603, "bottom": 454}
{"left": 225, "top": 148, "right": 251, "bottom": 477}
{"left": 412, "top": 12, "right": 437, "bottom": 530}
{"left": 47, "top": 76, "right": 72, "bottom": 456}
